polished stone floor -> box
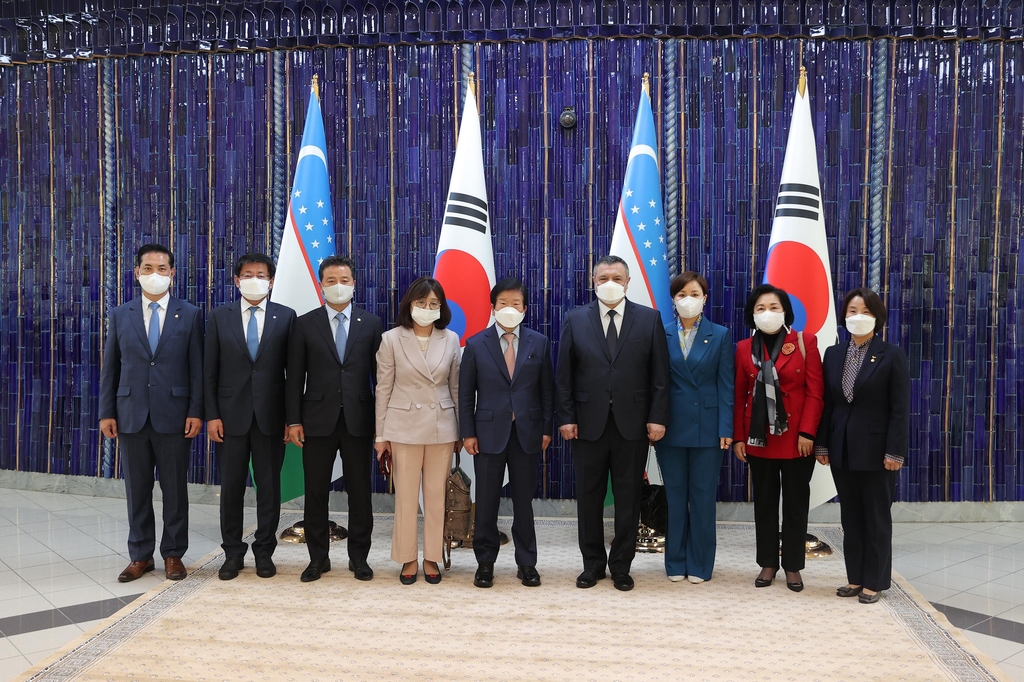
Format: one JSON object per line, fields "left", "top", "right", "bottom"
{"left": 1, "top": 488, "right": 1023, "bottom": 680}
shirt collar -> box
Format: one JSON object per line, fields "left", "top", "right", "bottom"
{"left": 147, "top": 292, "right": 170, "bottom": 310}
{"left": 243, "top": 297, "right": 268, "bottom": 313}
{"left": 329, "top": 305, "right": 350, "bottom": 323}
{"left": 598, "top": 298, "right": 626, "bottom": 318}
{"left": 495, "top": 323, "right": 520, "bottom": 339}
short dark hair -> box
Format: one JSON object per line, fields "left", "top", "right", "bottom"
{"left": 319, "top": 255, "right": 356, "bottom": 282}
{"left": 743, "top": 283, "right": 795, "bottom": 329}
{"left": 234, "top": 252, "right": 276, "bottom": 279}
{"left": 395, "top": 277, "right": 452, "bottom": 330}
{"left": 490, "top": 277, "right": 529, "bottom": 307}
{"left": 593, "top": 255, "right": 629, "bottom": 277}
{"left": 135, "top": 243, "right": 174, "bottom": 268}
{"left": 840, "top": 287, "right": 888, "bottom": 333}
{"left": 670, "top": 271, "right": 709, "bottom": 298}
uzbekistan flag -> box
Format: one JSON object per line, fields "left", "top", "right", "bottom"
{"left": 271, "top": 77, "right": 340, "bottom": 503}
{"left": 432, "top": 77, "right": 496, "bottom": 346}
{"left": 610, "top": 74, "right": 673, "bottom": 488}
{"left": 763, "top": 68, "right": 838, "bottom": 509}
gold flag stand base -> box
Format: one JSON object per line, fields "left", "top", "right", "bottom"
{"left": 805, "top": 533, "right": 832, "bottom": 558}
{"left": 636, "top": 523, "right": 666, "bottom": 553}
{"left": 280, "top": 520, "right": 349, "bottom": 544}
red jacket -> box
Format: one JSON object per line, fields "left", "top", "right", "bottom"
{"left": 733, "top": 330, "right": 825, "bottom": 460}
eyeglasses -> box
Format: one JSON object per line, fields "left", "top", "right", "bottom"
{"left": 239, "top": 274, "right": 271, "bottom": 281}
{"left": 412, "top": 300, "right": 441, "bottom": 311}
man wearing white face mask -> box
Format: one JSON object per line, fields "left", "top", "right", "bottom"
{"left": 459, "top": 278, "right": 555, "bottom": 588}
{"left": 99, "top": 244, "right": 204, "bottom": 583}
{"left": 556, "top": 255, "right": 670, "bottom": 592}
{"left": 204, "top": 253, "right": 296, "bottom": 580}
{"left": 285, "top": 255, "right": 383, "bottom": 583}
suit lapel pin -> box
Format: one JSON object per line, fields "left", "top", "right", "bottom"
{"left": 174, "top": 314, "right": 179, "bottom": 319}
{"left": 781, "top": 342, "right": 796, "bottom": 355}
{"left": 871, "top": 356, "right": 876, "bottom": 363}
{"left": 704, "top": 339, "right": 709, "bottom": 343}
{"left": 357, "top": 318, "right": 361, "bottom": 322}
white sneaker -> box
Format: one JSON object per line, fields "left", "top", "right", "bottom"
{"left": 687, "top": 576, "right": 705, "bottom": 584}
{"left": 668, "top": 575, "right": 686, "bottom": 582}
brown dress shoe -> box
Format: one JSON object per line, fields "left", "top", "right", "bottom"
{"left": 165, "top": 557, "right": 187, "bottom": 581}
{"left": 118, "top": 559, "right": 155, "bottom": 583}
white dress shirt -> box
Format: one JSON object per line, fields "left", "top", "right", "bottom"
{"left": 597, "top": 298, "right": 626, "bottom": 334}
{"left": 496, "top": 323, "right": 520, "bottom": 355}
{"left": 241, "top": 297, "right": 268, "bottom": 342}
{"left": 143, "top": 292, "right": 170, "bottom": 335}
{"left": 330, "top": 304, "right": 351, "bottom": 338}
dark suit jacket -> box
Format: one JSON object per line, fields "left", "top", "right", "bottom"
{"left": 98, "top": 296, "right": 204, "bottom": 434}
{"left": 556, "top": 300, "right": 670, "bottom": 441}
{"left": 204, "top": 299, "right": 296, "bottom": 436}
{"left": 662, "top": 318, "right": 734, "bottom": 449}
{"left": 459, "top": 324, "right": 555, "bottom": 454}
{"left": 285, "top": 304, "right": 383, "bottom": 438}
{"left": 815, "top": 336, "right": 910, "bottom": 470}
{"left": 733, "top": 330, "right": 825, "bottom": 459}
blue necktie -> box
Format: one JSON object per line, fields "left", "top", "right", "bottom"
{"left": 246, "top": 306, "right": 259, "bottom": 360}
{"left": 335, "top": 312, "right": 348, "bottom": 362}
{"left": 148, "top": 301, "right": 161, "bottom": 355}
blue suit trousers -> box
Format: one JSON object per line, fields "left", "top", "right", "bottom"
{"left": 658, "top": 445, "right": 722, "bottom": 580}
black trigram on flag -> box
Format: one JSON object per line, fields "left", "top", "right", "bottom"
{"left": 774, "top": 183, "right": 820, "bottom": 222}
{"left": 443, "top": 192, "right": 489, "bottom": 234}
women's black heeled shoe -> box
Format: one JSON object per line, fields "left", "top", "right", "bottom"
{"left": 754, "top": 570, "right": 778, "bottom": 588}
{"left": 785, "top": 571, "right": 803, "bottom": 592}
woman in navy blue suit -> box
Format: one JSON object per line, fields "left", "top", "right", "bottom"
{"left": 658, "top": 272, "right": 734, "bottom": 583}
{"left": 815, "top": 287, "right": 909, "bottom": 604}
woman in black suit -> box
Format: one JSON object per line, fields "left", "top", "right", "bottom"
{"left": 814, "top": 287, "right": 910, "bottom": 604}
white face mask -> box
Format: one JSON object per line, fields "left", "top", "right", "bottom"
{"left": 846, "top": 313, "right": 876, "bottom": 336}
{"left": 753, "top": 311, "right": 786, "bottom": 334}
{"left": 675, "top": 296, "right": 705, "bottom": 320}
{"left": 411, "top": 307, "right": 441, "bottom": 327}
{"left": 238, "top": 278, "right": 270, "bottom": 300}
{"left": 494, "top": 307, "right": 525, "bottom": 329}
{"left": 595, "top": 281, "right": 626, "bottom": 305}
{"left": 323, "top": 283, "right": 354, "bottom": 305}
{"left": 138, "top": 273, "right": 171, "bottom": 296}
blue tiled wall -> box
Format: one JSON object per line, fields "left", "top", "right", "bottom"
{"left": 0, "top": 34, "right": 1021, "bottom": 502}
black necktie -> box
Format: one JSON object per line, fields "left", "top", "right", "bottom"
{"left": 606, "top": 310, "right": 618, "bottom": 355}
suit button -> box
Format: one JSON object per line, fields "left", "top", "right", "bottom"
{"left": 430, "top": 383, "right": 436, "bottom": 388}
{"left": 416, "top": 404, "right": 422, "bottom": 409}
{"left": 796, "top": 369, "right": 801, "bottom": 373}
{"left": 693, "top": 402, "right": 698, "bottom": 406}
{"left": 750, "top": 373, "right": 755, "bottom": 378}
{"left": 415, "top": 383, "right": 421, "bottom": 389}
{"left": 252, "top": 369, "right": 257, "bottom": 374}
{"left": 150, "top": 362, "right": 155, "bottom": 366}
{"left": 430, "top": 403, "right": 436, "bottom": 409}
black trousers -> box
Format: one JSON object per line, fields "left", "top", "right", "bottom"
{"left": 473, "top": 422, "right": 540, "bottom": 567}
{"left": 118, "top": 419, "right": 191, "bottom": 562}
{"left": 217, "top": 424, "right": 285, "bottom": 560}
{"left": 832, "top": 466, "right": 898, "bottom": 591}
{"left": 302, "top": 411, "right": 374, "bottom": 564}
{"left": 746, "top": 454, "right": 815, "bottom": 572}
{"left": 573, "top": 413, "right": 648, "bottom": 575}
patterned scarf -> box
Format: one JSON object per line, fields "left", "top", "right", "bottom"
{"left": 747, "top": 331, "right": 789, "bottom": 447}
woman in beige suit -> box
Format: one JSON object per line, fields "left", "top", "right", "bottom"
{"left": 374, "top": 277, "right": 461, "bottom": 585}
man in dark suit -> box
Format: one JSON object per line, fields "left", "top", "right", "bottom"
{"left": 556, "top": 255, "right": 670, "bottom": 591}
{"left": 286, "top": 255, "right": 383, "bottom": 583}
{"left": 205, "top": 253, "right": 296, "bottom": 580}
{"left": 460, "top": 278, "right": 555, "bottom": 588}
{"left": 99, "top": 243, "right": 204, "bottom": 583}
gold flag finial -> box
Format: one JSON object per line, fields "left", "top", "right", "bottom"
{"left": 642, "top": 72, "right": 651, "bottom": 95}
{"left": 312, "top": 74, "right": 320, "bottom": 99}
{"left": 797, "top": 65, "right": 806, "bottom": 98}
{"left": 467, "top": 71, "right": 476, "bottom": 95}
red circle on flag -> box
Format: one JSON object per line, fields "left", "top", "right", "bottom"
{"left": 434, "top": 249, "right": 492, "bottom": 343}
{"left": 764, "top": 241, "right": 830, "bottom": 337}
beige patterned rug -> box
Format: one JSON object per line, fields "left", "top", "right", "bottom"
{"left": 18, "top": 515, "right": 1008, "bottom": 682}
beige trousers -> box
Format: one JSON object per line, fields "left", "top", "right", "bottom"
{"left": 391, "top": 442, "right": 454, "bottom": 564}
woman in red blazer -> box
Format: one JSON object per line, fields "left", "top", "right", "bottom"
{"left": 733, "top": 284, "right": 824, "bottom": 592}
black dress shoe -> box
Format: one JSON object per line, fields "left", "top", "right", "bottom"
{"left": 576, "top": 569, "right": 606, "bottom": 589}
{"left": 424, "top": 563, "right": 442, "bottom": 585}
{"left": 612, "top": 573, "right": 634, "bottom": 592}
{"left": 300, "top": 558, "right": 331, "bottom": 583}
{"left": 517, "top": 565, "right": 541, "bottom": 587}
{"left": 349, "top": 559, "right": 374, "bottom": 581}
{"left": 836, "top": 585, "right": 863, "bottom": 598}
{"left": 754, "top": 569, "right": 778, "bottom": 588}
{"left": 785, "top": 570, "right": 803, "bottom": 592}
{"left": 474, "top": 563, "right": 494, "bottom": 588}
{"left": 255, "top": 557, "right": 276, "bottom": 579}
{"left": 859, "top": 591, "right": 881, "bottom": 604}
{"left": 219, "top": 555, "right": 245, "bottom": 581}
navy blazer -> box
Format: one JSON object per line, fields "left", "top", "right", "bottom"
{"left": 662, "top": 318, "right": 734, "bottom": 449}
{"left": 459, "top": 324, "right": 555, "bottom": 454}
{"left": 204, "top": 299, "right": 296, "bottom": 436}
{"left": 556, "top": 299, "right": 670, "bottom": 441}
{"left": 815, "top": 335, "right": 910, "bottom": 470}
{"left": 98, "top": 296, "right": 204, "bottom": 434}
{"left": 286, "top": 305, "right": 383, "bottom": 438}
